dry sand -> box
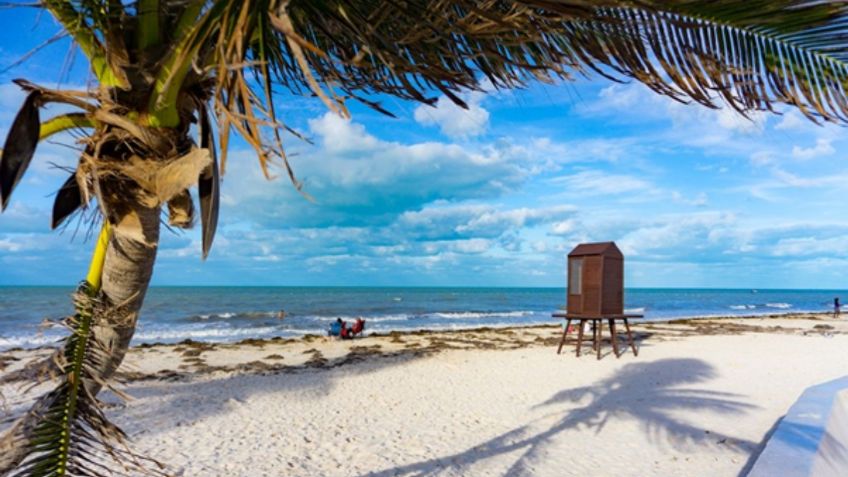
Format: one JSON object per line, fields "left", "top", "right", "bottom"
{"left": 3, "top": 313, "right": 848, "bottom": 476}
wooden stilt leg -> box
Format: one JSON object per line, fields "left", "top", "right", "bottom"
{"left": 609, "top": 319, "right": 620, "bottom": 358}
{"left": 596, "top": 319, "right": 603, "bottom": 360}
{"left": 557, "top": 318, "right": 572, "bottom": 355}
{"left": 624, "top": 319, "right": 638, "bottom": 356}
{"left": 576, "top": 319, "right": 585, "bottom": 357}
{"left": 591, "top": 320, "right": 597, "bottom": 351}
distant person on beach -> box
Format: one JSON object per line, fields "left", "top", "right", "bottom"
{"left": 835, "top": 297, "right": 841, "bottom": 317}
{"left": 329, "top": 318, "right": 344, "bottom": 337}
{"left": 327, "top": 318, "right": 366, "bottom": 339}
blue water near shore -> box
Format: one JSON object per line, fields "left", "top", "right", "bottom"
{"left": 0, "top": 287, "right": 843, "bottom": 350}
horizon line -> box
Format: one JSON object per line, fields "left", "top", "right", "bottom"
{"left": 0, "top": 285, "right": 845, "bottom": 292}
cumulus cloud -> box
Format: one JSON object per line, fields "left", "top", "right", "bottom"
{"left": 308, "top": 113, "right": 380, "bottom": 154}
{"left": 5, "top": 70, "right": 848, "bottom": 287}
{"left": 713, "top": 107, "right": 766, "bottom": 135}
{"left": 771, "top": 235, "right": 848, "bottom": 257}
{"left": 587, "top": 84, "right": 766, "bottom": 136}
{"left": 550, "top": 220, "right": 577, "bottom": 236}
{"left": 397, "top": 203, "right": 576, "bottom": 241}
{"left": 220, "top": 113, "right": 564, "bottom": 228}
{"left": 791, "top": 139, "right": 835, "bottom": 161}
{"left": 774, "top": 111, "right": 808, "bottom": 132}
{"left": 413, "top": 90, "right": 490, "bottom": 138}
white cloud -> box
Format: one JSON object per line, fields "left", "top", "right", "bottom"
{"left": 449, "top": 238, "right": 492, "bottom": 254}
{"left": 775, "top": 111, "right": 808, "bottom": 132}
{"left": 308, "top": 113, "right": 380, "bottom": 154}
{"left": 398, "top": 203, "right": 576, "bottom": 241}
{"left": 549, "top": 170, "right": 653, "bottom": 196}
{"left": 596, "top": 84, "right": 646, "bottom": 109}
{"left": 671, "top": 191, "right": 708, "bottom": 207}
{"left": 771, "top": 236, "right": 848, "bottom": 257}
{"left": 588, "top": 83, "right": 766, "bottom": 137}
{"left": 750, "top": 151, "right": 774, "bottom": 167}
{"left": 413, "top": 90, "right": 490, "bottom": 138}
{"left": 0, "top": 237, "right": 24, "bottom": 252}
{"left": 220, "top": 113, "right": 573, "bottom": 228}
{"left": 223, "top": 135, "right": 509, "bottom": 225}
{"left": 714, "top": 107, "right": 766, "bottom": 135}
{"left": 770, "top": 168, "right": 848, "bottom": 189}
{"left": 616, "top": 212, "right": 737, "bottom": 258}
{"left": 791, "top": 138, "right": 835, "bottom": 161}
{"left": 550, "top": 220, "right": 576, "bottom": 236}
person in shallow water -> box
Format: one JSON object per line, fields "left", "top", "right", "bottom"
{"left": 835, "top": 297, "right": 841, "bottom": 317}
{"left": 328, "top": 318, "right": 366, "bottom": 339}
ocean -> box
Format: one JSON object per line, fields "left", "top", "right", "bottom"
{"left": 0, "top": 287, "right": 843, "bottom": 351}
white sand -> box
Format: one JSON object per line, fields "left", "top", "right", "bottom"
{"left": 3, "top": 315, "right": 848, "bottom": 476}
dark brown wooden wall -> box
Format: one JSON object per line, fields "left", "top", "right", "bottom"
{"left": 601, "top": 258, "right": 623, "bottom": 314}
{"left": 582, "top": 256, "right": 602, "bottom": 314}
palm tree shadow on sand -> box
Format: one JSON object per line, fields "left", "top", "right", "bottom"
{"left": 368, "top": 358, "right": 758, "bottom": 477}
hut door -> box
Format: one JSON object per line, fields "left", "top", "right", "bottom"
{"left": 569, "top": 258, "right": 583, "bottom": 295}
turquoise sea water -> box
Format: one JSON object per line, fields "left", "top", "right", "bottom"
{"left": 0, "top": 287, "right": 843, "bottom": 350}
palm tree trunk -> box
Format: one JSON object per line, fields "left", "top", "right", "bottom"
{"left": 0, "top": 203, "right": 160, "bottom": 473}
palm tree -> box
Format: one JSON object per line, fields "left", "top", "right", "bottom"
{"left": 1, "top": 0, "right": 848, "bottom": 475}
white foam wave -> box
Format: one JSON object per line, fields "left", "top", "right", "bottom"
{"left": 729, "top": 305, "right": 757, "bottom": 310}
{"left": 0, "top": 333, "right": 63, "bottom": 350}
{"left": 765, "top": 303, "right": 792, "bottom": 309}
{"left": 196, "top": 312, "right": 237, "bottom": 320}
{"left": 133, "top": 325, "right": 282, "bottom": 343}
{"left": 194, "top": 311, "right": 277, "bottom": 321}
{"left": 427, "top": 311, "right": 535, "bottom": 319}
{"left": 624, "top": 307, "right": 646, "bottom": 313}
{"left": 307, "top": 314, "right": 408, "bottom": 323}
{"left": 366, "top": 319, "right": 550, "bottom": 334}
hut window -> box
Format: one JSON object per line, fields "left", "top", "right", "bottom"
{"left": 569, "top": 258, "right": 583, "bottom": 295}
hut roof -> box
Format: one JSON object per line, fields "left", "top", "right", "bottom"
{"left": 568, "top": 241, "right": 623, "bottom": 258}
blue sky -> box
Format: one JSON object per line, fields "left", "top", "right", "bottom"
{"left": 1, "top": 8, "right": 847, "bottom": 288}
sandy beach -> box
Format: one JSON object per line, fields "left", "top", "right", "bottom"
{"left": 2, "top": 313, "right": 848, "bottom": 476}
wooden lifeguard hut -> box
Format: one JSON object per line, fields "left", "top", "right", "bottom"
{"left": 553, "top": 241, "right": 641, "bottom": 359}
{"left": 567, "top": 241, "right": 623, "bottom": 316}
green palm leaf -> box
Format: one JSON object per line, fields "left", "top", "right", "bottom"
{"left": 9, "top": 282, "right": 165, "bottom": 477}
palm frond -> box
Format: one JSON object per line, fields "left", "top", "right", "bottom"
{"left": 42, "top": 0, "right": 127, "bottom": 88}
{"left": 0, "top": 85, "right": 97, "bottom": 217}
{"left": 52, "top": 172, "right": 83, "bottom": 230}
{"left": 39, "top": 113, "right": 95, "bottom": 140}
{"left": 197, "top": 101, "right": 219, "bottom": 260}
{"left": 136, "top": 0, "right": 161, "bottom": 51}
{"left": 28, "top": 1, "right": 848, "bottom": 183}
{"left": 266, "top": 0, "right": 848, "bottom": 123}
{"left": 134, "top": 0, "right": 848, "bottom": 182}
{"left": 8, "top": 284, "right": 166, "bottom": 477}
{"left": 0, "top": 91, "right": 40, "bottom": 211}
{"left": 558, "top": 1, "right": 848, "bottom": 122}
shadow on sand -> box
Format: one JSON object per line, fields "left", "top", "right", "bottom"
{"left": 103, "top": 347, "right": 435, "bottom": 439}
{"left": 368, "top": 358, "right": 757, "bottom": 477}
